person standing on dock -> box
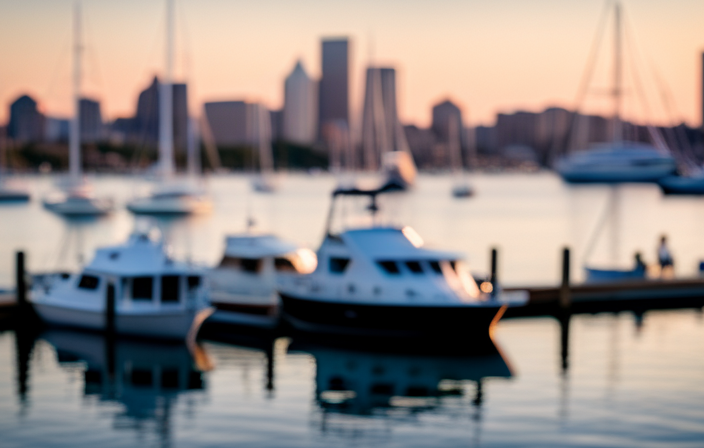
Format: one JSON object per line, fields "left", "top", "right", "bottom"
{"left": 657, "top": 235, "right": 674, "bottom": 278}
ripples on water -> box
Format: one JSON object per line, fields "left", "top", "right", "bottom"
{"left": 1, "top": 310, "right": 703, "bottom": 447}
{"left": 1, "top": 174, "right": 704, "bottom": 446}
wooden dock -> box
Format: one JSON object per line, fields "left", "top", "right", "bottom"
{"left": 505, "top": 278, "right": 704, "bottom": 317}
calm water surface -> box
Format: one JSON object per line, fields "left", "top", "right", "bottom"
{"left": 0, "top": 173, "right": 703, "bottom": 446}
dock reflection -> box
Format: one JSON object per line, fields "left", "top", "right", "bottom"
{"left": 40, "top": 330, "right": 208, "bottom": 447}
{"left": 290, "top": 338, "right": 513, "bottom": 443}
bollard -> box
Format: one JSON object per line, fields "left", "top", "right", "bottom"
{"left": 15, "top": 251, "right": 26, "bottom": 307}
{"left": 490, "top": 248, "right": 498, "bottom": 288}
{"left": 559, "top": 247, "right": 571, "bottom": 309}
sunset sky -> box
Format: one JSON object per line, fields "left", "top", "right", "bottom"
{"left": 1, "top": 0, "right": 702, "bottom": 129}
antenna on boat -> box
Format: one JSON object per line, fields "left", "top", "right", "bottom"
{"left": 612, "top": 0, "right": 623, "bottom": 143}
{"left": 69, "top": 1, "right": 82, "bottom": 185}
{"left": 159, "top": 0, "right": 175, "bottom": 179}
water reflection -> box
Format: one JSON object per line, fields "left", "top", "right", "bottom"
{"left": 39, "top": 330, "right": 208, "bottom": 447}
{"left": 291, "top": 339, "right": 513, "bottom": 444}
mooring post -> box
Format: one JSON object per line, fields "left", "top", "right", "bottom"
{"left": 490, "top": 248, "right": 498, "bottom": 287}
{"left": 559, "top": 247, "right": 571, "bottom": 309}
{"left": 15, "top": 251, "right": 26, "bottom": 308}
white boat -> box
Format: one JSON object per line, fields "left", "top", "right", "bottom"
{"left": 43, "top": 182, "right": 113, "bottom": 216}
{"left": 556, "top": 143, "right": 676, "bottom": 183}
{"left": 30, "top": 228, "right": 212, "bottom": 340}
{"left": 381, "top": 150, "right": 417, "bottom": 190}
{"left": 448, "top": 117, "right": 474, "bottom": 198}
{"left": 556, "top": 2, "right": 676, "bottom": 184}
{"left": 207, "top": 234, "right": 316, "bottom": 329}
{"left": 278, "top": 185, "right": 527, "bottom": 340}
{"left": 0, "top": 184, "right": 30, "bottom": 202}
{"left": 126, "top": 0, "right": 211, "bottom": 216}
{"left": 127, "top": 181, "right": 212, "bottom": 215}
{"left": 44, "top": 4, "right": 113, "bottom": 216}
{"left": 658, "top": 171, "right": 704, "bottom": 195}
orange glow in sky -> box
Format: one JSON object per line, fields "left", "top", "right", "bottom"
{"left": 1, "top": 0, "right": 703, "bottom": 128}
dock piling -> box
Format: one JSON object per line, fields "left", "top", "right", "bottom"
{"left": 15, "top": 251, "right": 27, "bottom": 308}
{"left": 490, "top": 247, "right": 498, "bottom": 296}
{"left": 559, "top": 247, "right": 571, "bottom": 309}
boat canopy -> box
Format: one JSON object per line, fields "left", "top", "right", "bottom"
{"left": 338, "top": 227, "right": 462, "bottom": 261}
{"left": 85, "top": 232, "right": 192, "bottom": 276}
{"left": 224, "top": 234, "right": 300, "bottom": 258}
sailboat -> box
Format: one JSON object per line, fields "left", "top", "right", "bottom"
{"left": 43, "top": 3, "right": 113, "bottom": 216}
{"left": 126, "top": 0, "right": 212, "bottom": 215}
{"left": 251, "top": 104, "right": 278, "bottom": 193}
{"left": 555, "top": 1, "right": 676, "bottom": 184}
{"left": 448, "top": 118, "right": 474, "bottom": 198}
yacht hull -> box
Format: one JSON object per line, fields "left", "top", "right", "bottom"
{"left": 280, "top": 293, "right": 504, "bottom": 340}
{"left": 33, "top": 302, "right": 210, "bottom": 340}
{"left": 658, "top": 175, "right": 704, "bottom": 195}
{"left": 558, "top": 165, "right": 676, "bottom": 183}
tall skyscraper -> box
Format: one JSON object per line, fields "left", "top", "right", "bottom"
{"left": 131, "top": 76, "right": 188, "bottom": 151}
{"left": 283, "top": 60, "right": 317, "bottom": 145}
{"left": 7, "top": 94, "right": 44, "bottom": 144}
{"left": 361, "top": 67, "right": 401, "bottom": 170}
{"left": 319, "top": 38, "right": 350, "bottom": 136}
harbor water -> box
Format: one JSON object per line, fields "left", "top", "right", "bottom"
{"left": 1, "top": 173, "right": 704, "bottom": 446}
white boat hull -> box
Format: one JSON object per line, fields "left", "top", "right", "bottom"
{"left": 33, "top": 301, "right": 210, "bottom": 340}
{"left": 43, "top": 198, "right": 113, "bottom": 216}
{"left": 126, "top": 196, "right": 212, "bottom": 215}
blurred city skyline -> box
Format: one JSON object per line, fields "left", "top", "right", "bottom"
{"left": 1, "top": 0, "right": 703, "bottom": 128}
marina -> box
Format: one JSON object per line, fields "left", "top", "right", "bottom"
{"left": 2, "top": 0, "right": 704, "bottom": 445}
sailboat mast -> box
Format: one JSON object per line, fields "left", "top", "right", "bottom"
{"left": 69, "top": 1, "right": 82, "bottom": 181}
{"left": 159, "top": 0, "right": 175, "bottom": 178}
{"left": 612, "top": 1, "right": 623, "bottom": 143}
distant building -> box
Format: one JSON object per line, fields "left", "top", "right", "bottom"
{"left": 319, "top": 38, "right": 350, "bottom": 136}
{"left": 79, "top": 97, "right": 103, "bottom": 143}
{"left": 130, "top": 77, "right": 188, "bottom": 151}
{"left": 204, "top": 100, "right": 258, "bottom": 147}
{"left": 701, "top": 52, "right": 704, "bottom": 129}
{"left": 45, "top": 117, "right": 70, "bottom": 142}
{"left": 404, "top": 124, "right": 436, "bottom": 168}
{"left": 474, "top": 125, "right": 498, "bottom": 154}
{"left": 7, "top": 94, "right": 44, "bottom": 144}
{"left": 269, "top": 109, "right": 283, "bottom": 142}
{"left": 431, "top": 99, "right": 464, "bottom": 146}
{"left": 283, "top": 60, "right": 317, "bottom": 145}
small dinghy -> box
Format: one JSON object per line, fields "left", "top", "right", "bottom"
{"left": 585, "top": 266, "right": 646, "bottom": 283}
{"left": 30, "top": 227, "right": 212, "bottom": 340}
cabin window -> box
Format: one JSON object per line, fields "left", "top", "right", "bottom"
{"left": 275, "top": 257, "right": 298, "bottom": 273}
{"left": 429, "top": 261, "right": 443, "bottom": 275}
{"left": 405, "top": 261, "right": 423, "bottom": 274}
{"left": 77, "top": 275, "right": 100, "bottom": 290}
{"left": 187, "top": 276, "right": 201, "bottom": 291}
{"left": 130, "top": 368, "right": 153, "bottom": 387}
{"left": 377, "top": 260, "right": 401, "bottom": 275}
{"left": 161, "top": 276, "right": 180, "bottom": 303}
{"left": 132, "top": 277, "right": 153, "bottom": 300}
{"left": 241, "top": 258, "right": 262, "bottom": 273}
{"left": 329, "top": 257, "right": 350, "bottom": 274}
{"left": 219, "top": 256, "right": 240, "bottom": 268}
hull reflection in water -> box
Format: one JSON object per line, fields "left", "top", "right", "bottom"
{"left": 41, "top": 329, "right": 209, "bottom": 445}
{"left": 290, "top": 338, "right": 513, "bottom": 442}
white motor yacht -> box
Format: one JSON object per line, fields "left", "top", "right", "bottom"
{"left": 382, "top": 150, "right": 417, "bottom": 190}
{"left": 278, "top": 185, "right": 527, "bottom": 340}
{"left": 207, "top": 234, "right": 316, "bottom": 329}
{"left": 556, "top": 143, "right": 676, "bottom": 183}
{"left": 30, "top": 228, "right": 212, "bottom": 340}
{"left": 127, "top": 182, "right": 212, "bottom": 215}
